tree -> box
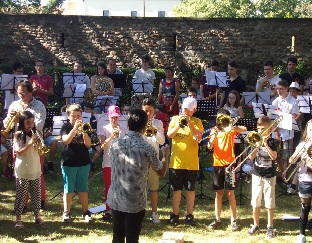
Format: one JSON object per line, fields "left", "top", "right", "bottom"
{"left": 172, "top": 0, "right": 312, "bottom": 18}
{"left": 0, "top": 0, "right": 64, "bottom": 14}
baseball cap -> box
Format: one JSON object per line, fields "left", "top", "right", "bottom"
{"left": 289, "top": 82, "right": 300, "bottom": 91}
{"left": 107, "top": 105, "right": 121, "bottom": 117}
{"left": 182, "top": 97, "right": 197, "bottom": 111}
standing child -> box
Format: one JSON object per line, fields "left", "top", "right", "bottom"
{"left": 14, "top": 111, "right": 45, "bottom": 228}
{"left": 142, "top": 98, "right": 166, "bottom": 223}
{"left": 288, "top": 120, "right": 312, "bottom": 243}
{"left": 61, "top": 104, "right": 93, "bottom": 223}
{"left": 207, "top": 109, "right": 247, "bottom": 230}
{"left": 99, "top": 105, "right": 127, "bottom": 220}
{"left": 247, "top": 116, "right": 279, "bottom": 238}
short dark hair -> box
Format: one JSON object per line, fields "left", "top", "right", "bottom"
{"left": 141, "top": 54, "right": 151, "bottom": 62}
{"left": 35, "top": 59, "right": 45, "bottom": 66}
{"left": 12, "top": 62, "right": 24, "bottom": 71}
{"left": 164, "top": 65, "right": 174, "bottom": 73}
{"left": 74, "top": 60, "right": 84, "bottom": 67}
{"left": 217, "top": 108, "right": 230, "bottom": 116}
{"left": 128, "top": 109, "right": 148, "bottom": 132}
{"left": 211, "top": 60, "right": 219, "bottom": 67}
{"left": 84, "top": 101, "right": 94, "bottom": 110}
{"left": 287, "top": 56, "right": 298, "bottom": 65}
{"left": 16, "top": 80, "right": 33, "bottom": 93}
{"left": 107, "top": 57, "right": 116, "bottom": 64}
{"left": 142, "top": 98, "right": 156, "bottom": 108}
{"left": 263, "top": 60, "right": 274, "bottom": 68}
{"left": 277, "top": 79, "right": 289, "bottom": 88}
{"left": 192, "top": 77, "right": 200, "bottom": 84}
{"left": 228, "top": 61, "right": 238, "bottom": 69}
{"left": 187, "top": 86, "right": 197, "bottom": 94}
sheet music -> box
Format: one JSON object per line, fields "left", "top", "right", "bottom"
{"left": 63, "top": 73, "right": 89, "bottom": 85}
{"left": 244, "top": 92, "right": 271, "bottom": 105}
{"left": 63, "top": 83, "right": 86, "bottom": 98}
{"left": 251, "top": 102, "right": 264, "bottom": 115}
{"left": 297, "top": 95, "right": 310, "bottom": 113}
{"left": 1, "top": 74, "right": 28, "bottom": 90}
{"left": 204, "top": 70, "right": 216, "bottom": 85}
{"left": 132, "top": 79, "right": 153, "bottom": 93}
{"left": 215, "top": 72, "right": 227, "bottom": 87}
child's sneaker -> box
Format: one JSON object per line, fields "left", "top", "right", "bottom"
{"left": 208, "top": 219, "right": 221, "bottom": 229}
{"left": 152, "top": 212, "right": 161, "bottom": 224}
{"left": 82, "top": 210, "right": 93, "bottom": 223}
{"left": 62, "top": 211, "right": 71, "bottom": 223}
{"left": 230, "top": 220, "right": 238, "bottom": 231}
{"left": 266, "top": 226, "right": 275, "bottom": 239}
{"left": 296, "top": 234, "right": 306, "bottom": 243}
{"left": 168, "top": 214, "right": 179, "bottom": 226}
{"left": 248, "top": 224, "right": 260, "bottom": 235}
{"left": 185, "top": 214, "right": 196, "bottom": 225}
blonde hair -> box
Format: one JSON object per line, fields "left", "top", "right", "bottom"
{"left": 66, "top": 103, "right": 82, "bottom": 115}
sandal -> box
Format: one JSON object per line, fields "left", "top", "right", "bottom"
{"left": 14, "top": 220, "right": 24, "bottom": 229}
{"left": 35, "top": 217, "right": 46, "bottom": 225}
{"left": 102, "top": 212, "right": 111, "bottom": 221}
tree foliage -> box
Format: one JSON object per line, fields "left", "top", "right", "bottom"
{"left": 173, "top": 0, "right": 312, "bottom": 18}
{"left": 0, "top": 0, "right": 64, "bottom": 14}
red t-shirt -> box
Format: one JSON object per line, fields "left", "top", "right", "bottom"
{"left": 155, "top": 112, "right": 169, "bottom": 133}
{"left": 29, "top": 74, "right": 53, "bottom": 106}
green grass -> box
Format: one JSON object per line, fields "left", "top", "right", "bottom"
{"left": 0, "top": 149, "right": 306, "bottom": 243}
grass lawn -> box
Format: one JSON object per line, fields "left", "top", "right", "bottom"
{"left": 0, "top": 147, "right": 307, "bottom": 243}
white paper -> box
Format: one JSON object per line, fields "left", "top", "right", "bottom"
{"left": 88, "top": 204, "right": 106, "bottom": 214}
{"left": 1, "top": 74, "right": 28, "bottom": 90}
{"left": 282, "top": 214, "right": 300, "bottom": 221}
{"left": 204, "top": 70, "right": 216, "bottom": 85}
{"left": 63, "top": 83, "right": 86, "bottom": 98}
{"left": 132, "top": 79, "right": 153, "bottom": 93}
{"left": 297, "top": 95, "right": 310, "bottom": 113}
{"left": 63, "top": 72, "right": 88, "bottom": 85}
{"left": 95, "top": 113, "right": 128, "bottom": 134}
{"left": 52, "top": 116, "right": 68, "bottom": 136}
{"left": 215, "top": 72, "right": 228, "bottom": 87}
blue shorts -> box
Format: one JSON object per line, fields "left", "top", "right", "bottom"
{"left": 44, "top": 135, "right": 56, "bottom": 146}
{"left": 299, "top": 181, "right": 312, "bottom": 198}
{"left": 62, "top": 164, "right": 90, "bottom": 193}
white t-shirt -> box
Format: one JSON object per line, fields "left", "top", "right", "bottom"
{"left": 298, "top": 141, "right": 312, "bottom": 182}
{"left": 143, "top": 118, "right": 165, "bottom": 155}
{"left": 14, "top": 135, "right": 41, "bottom": 180}
{"left": 99, "top": 123, "right": 127, "bottom": 168}
{"left": 272, "top": 93, "right": 299, "bottom": 141}
{"left": 133, "top": 68, "right": 156, "bottom": 83}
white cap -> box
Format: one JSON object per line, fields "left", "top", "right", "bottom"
{"left": 182, "top": 97, "right": 197, "bottom": 111}
{"left": 289, "top": 82, "right": 300, "bottom": 91}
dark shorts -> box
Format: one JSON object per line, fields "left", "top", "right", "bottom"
{"left": 169, "top": 168, "right": 198, "bottom": 191}
{"left": 213, "top": 166, "right": 235, "bottom": 191}
{"left": 299, "top": 181, "right": 312, "bottom": 198}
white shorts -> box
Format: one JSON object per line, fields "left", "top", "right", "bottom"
{"left": 251, "top": 174, "right": 276, "bottom": 209}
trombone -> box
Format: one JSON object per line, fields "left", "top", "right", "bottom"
{"left": 283, "top": 139, "right": 312, "bottom": 183}
{"left": 199, "top": 114, "right": 240, "bottom": 143}
{"left": 225, "top": 115, "right": 283, "bottom": 175}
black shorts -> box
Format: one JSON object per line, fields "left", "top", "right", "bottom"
{"left": 169, "top": 169, "right": 198, "bottom": 191}
{"left": 213, "top": 166, "right": 235, "bottom": 191}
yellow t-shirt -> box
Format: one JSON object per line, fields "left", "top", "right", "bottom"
{"left": 169, "top": 116, "right": 204, "bottom": 170}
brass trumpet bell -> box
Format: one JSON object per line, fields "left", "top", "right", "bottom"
{"left": 179, "top": 118, "right": 188, "bottom": 129}
{"left": 77, "top": 122, "right": 92, "bottom": 135}
{"left": 216, "top": 114, "right": 233, "bottom": 133}
{"left": 246, "top": 131, "right": 262, "bottom": 149}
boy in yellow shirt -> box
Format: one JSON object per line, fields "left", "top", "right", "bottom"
{"left": 167, "top": 97, "right": 204, "bottom": 225}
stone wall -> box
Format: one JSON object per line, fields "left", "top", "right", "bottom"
{"left": 1, "top": 14, "right": 312, "bottom": 82}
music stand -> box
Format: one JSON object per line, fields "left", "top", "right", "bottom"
{"left": 63, "top": 83, "right": 86, "bottom": 105}
{"left": 195, "top": 100, "right": 216, "bottom": 121}
{"left": 63, "top": 72, "right": 90, "bottom": 104}
{"left": 94, "top": 96, "right": 116, "bottom": 113}
{"left": 244, "top": 92, "right": 271, "bottom": 106}
{"left": 1, "top": 74, "right": 28, "bottom": 108}
{"left": 297, "top": 95, "right": 310, "bottom": 114}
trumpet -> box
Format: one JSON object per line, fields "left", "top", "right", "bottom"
{"left": 1, "top": 111, "right": 20, "bottom": 139}
{"left": 31, "top": 129, "right": 50, "bottom": 156}
{"left": 179, "top": 114, "right": 189, "bottom": 128}
{"left": 283, "top": 139, "right": 312, "bottom": 183}
{"left": 145, "top": 119, "right": 157, "bottom": 137}
{"left": 225, "top": 115, "right": 283, "bottom": 178}
{"left": 77, "top": 122, "right": 92, "bottom": 135}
